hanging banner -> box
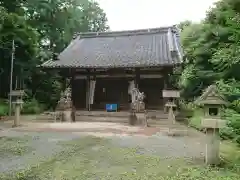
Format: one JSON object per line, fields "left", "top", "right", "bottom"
{"left": 128, "top": 80, "right": 135, "bottom": 95}
{"left": 89, "top": 80, "right": 96, "bottom": 104}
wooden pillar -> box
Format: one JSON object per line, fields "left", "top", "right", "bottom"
{"left": 70, "top": 76, "right": 74, "bottom": 106}
{"left": 89, "top": 75, "right": 96, "bottom": 111}
{"left": 163, "top": 73, "right": 169, "bottom": 111}
{"left": 70, "top": 76, "right": 76, "bottom": 122}
{"left": 135, "top": 68, "right": 140, "bottom": 89}
{"left": 62, "top": 78, "right": 67, "bottom": 91}
{"left": 86, "top": 75, "right": 90, "bottom": 111}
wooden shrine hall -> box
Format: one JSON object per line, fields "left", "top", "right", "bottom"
{"left": 41, "top": 26, "right": 183, "bottom": 111}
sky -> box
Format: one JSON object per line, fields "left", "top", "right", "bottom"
{"left": 96, "top": 0, "right": 219, "bottom": 31}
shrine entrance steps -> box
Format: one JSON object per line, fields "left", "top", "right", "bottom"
{"left": 74, "top": 110, "right": 185, "bottom": 127}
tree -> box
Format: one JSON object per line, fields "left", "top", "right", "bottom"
{"left": 177, "top": 20, "right": 192, "bottom": 31}
{"left": 0, "top": 0, "right": 109, "bottom": 110}
{"left": 179, "top": 0, "right": 240, "bottom": 143}
{"left": 179, "top": 0, "right": 240, "bottom": 101}
{"left": 0, "top": 6, "right": 38, "bottom": 97}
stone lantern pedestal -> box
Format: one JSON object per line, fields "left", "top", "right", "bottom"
{"left": 12, "top": 99, "right": 24, "bottom": 127}
{"left": 9, "top": 90, "right": 25, "bottom": 127}
{"left": 165, "top": 101, "right": 177, "bottom": 124}
{"left": 196, "top": 85, "right": 227, "bottom": 165}
{"left": 161, "top": 90, "right": 181, "bottom": 136}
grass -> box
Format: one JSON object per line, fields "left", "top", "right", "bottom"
{"left": 220, "top": 141, "right": 240, "bottom": 169}
{"left": 188, "top": 109, "right": 203, "bottom": 131}
{"left": 0, "top": 136, "right": 240, "bottom": 180}
{"left": 0, "top": 136, "right": 31, "bottom": 157}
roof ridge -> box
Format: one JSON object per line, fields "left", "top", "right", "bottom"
{"left": 73, "top": 25, "right": 177, "bottom": 39}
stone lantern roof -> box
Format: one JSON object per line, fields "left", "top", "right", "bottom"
{"left": 195, "top": 85, "right": 227, "bottom": 105}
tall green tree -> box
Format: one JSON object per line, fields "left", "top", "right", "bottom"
{"left": 179, "top": 0, "right": 240, "bottom": 101}
{"left": 179, "top": 0, "right": 240, "bottom": 143}
{"left": 0, "top": 0, "right": 109, "bottom": 110}
{"left": 0, "top": 6, "right": 38, "bottom": 97}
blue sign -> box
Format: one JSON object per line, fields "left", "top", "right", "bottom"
{"left": 106, "top": 104, "right": 117, "bottom": 111}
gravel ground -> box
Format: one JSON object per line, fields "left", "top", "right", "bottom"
{"left": 109, "top": 134, "right": 205, "bottom": 159}
{"left": 0, "top": 131, "right": 81, "bottom": 174}
{"left": 0, "top": 128, "right": 205, "bottom": 174}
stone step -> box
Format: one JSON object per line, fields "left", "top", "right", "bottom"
{"left": 36, "top": 111, "right": 186, "bottom": 126}
{"left": 74, "top": 115, "right": 176, "bottom": 126}
{"left": 75, "top": 110, "right": 169, "bottom": 119}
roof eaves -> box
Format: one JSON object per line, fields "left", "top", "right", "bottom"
{"left": 39, "top": 61, "right": 182, "bottom": 69}
{"left": 170, "top": 26, "right": 184, "bottom": 63}
{"left": 40, "top": 60, "right": 52, "bottom": 67}
{"left": 77, "top": 26, "right": 173, "bottom": 38}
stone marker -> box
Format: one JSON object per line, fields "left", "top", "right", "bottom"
{"left": 196, "top": 84, "right": 227, "bottom": 165}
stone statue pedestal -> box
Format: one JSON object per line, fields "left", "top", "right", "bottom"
{"left": 129, "top": 112, "right": 137, "bottom": 125}
{"left": 62, "top": 101, "right": 73, "bottom": 122}
{"left": 135, "top": 112, "right": 147, "bottom": 127}
{"left": 55, "top": 87, "right": 74, "bottom": 122}
{"left": 12, "top": 99, "right": 24, "bottom": 127}
{"left": 130, "top": 101, "right": 147, "bottom": 127}
{"left": 63, "top": 110, "right": 72, "bottom": 122}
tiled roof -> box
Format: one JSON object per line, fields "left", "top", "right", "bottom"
{"left": 41, "top": 26, "right": 183, "bottom": 68}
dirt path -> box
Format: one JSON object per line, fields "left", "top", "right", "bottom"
{"left": 0, "top": 122, "right": 206, "bottom": 174}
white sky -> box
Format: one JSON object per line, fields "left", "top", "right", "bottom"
{"left": 96, "top": 0, "right": 219, "bottom": 31}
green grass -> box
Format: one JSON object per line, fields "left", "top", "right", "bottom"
{"left": 0, "top": 136, "right": 31, "bottom": 157}
{"left": 1, "top": 136, "right": 240, "bottom": 180}
{"left": 188, "top": 109, "right": 203, "bottom": 130}
{"left": 220, "top": 141, "right": 240, "bottom": 169}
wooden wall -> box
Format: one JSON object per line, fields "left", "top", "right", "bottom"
{"left": 72, "top": 79, "right": 86, "bottom": 109}
{"left": 93, "top": 78, "right": 129, "bottom": 110}
{"left": 71, "top": 67, "right": 173, "bottom": 111}
{"left": 139, "top": 78, "right": 164, "bottom": 110}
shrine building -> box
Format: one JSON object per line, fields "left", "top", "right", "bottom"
{"left": 41, "top": 25, "right": 183, "bottom": 111}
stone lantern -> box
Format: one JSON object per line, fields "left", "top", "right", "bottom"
{"left": 196, "top": 84, "right": 227, "bottom": 165}
{"left": 162, "top": 90, "right": 180, "bottom": 123}
{"left": 9, "top": 90, "right": 25, "bottom": 127}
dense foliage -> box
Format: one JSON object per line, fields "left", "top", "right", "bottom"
{"left": 0, "top": 0, "right": 109, "bottom": 114}
{"left": 179, "top": 0, "right": 240, "bottom": 143}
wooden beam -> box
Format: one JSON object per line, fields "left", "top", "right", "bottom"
{"left": 74, "top": 74, "right": 163, "bottom": 79}
{"left": 73, "top": 68, "right": 167, "bottom": 76}
{"left": 140, "top": 74, "right": 162, "bottom": 78}
{"left": 135, "top": 68, "right": 140, "bottom": 88}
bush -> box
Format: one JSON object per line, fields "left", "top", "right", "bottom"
{"left": 223, "top": 109, "right": 240, "bottom": 144}
{"left": 220, "top": 127, "right": 236, "bottom": 140}
{"left": 0, "top": 104, "right": 8, "bottom": 116}
{"left": 188, "top": 109, "right": 203, "bottom": 130}
{"left": 0, "top": 99, "right": 9, "bottom": 116}
{"left": 21, "top": 99, "right": 45, "bottom": 114}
